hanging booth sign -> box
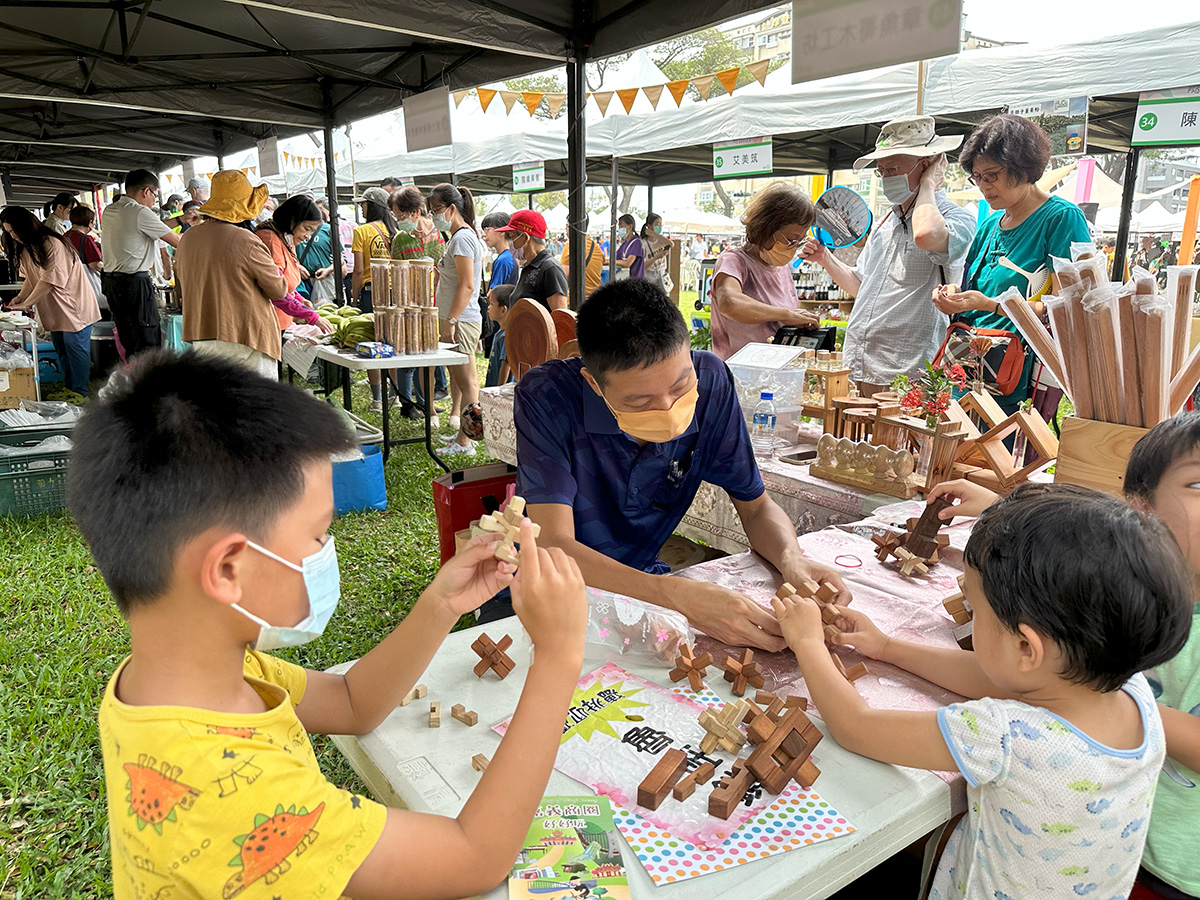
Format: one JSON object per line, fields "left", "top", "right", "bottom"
{"left": 181, "top": 159, "right": 196, "bottom": 185}
{"left": 404, "top": 87, "right": 453, "bottom": 153}
{"left": 1132, "top": 86, "right": 1200, "bottom": 147}
{"left": 1007, "top": 96, "right": 1089, "bottom": 155}
{"left": 513, "top": 161, "right": 545, "bottom": 192}
{"left": 713, "top": 138, "right": 772, "bottom": 180}
{"left": 256, "top": 137, "right": 280, "bottom": 178}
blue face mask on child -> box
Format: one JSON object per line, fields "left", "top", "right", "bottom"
{"left": 233, "top": 537, "right": 341, "bottom": 651}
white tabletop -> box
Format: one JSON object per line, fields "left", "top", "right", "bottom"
{"left": 314, "top": 343, "right": 469, "bottom": 371}
{"left": 327, "top": 622, "right": 951, "bottom": 900}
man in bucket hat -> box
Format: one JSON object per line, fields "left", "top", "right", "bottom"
{"left": 500, "top": 209, "right": 569, "bottom": 311}
{"left": 801, "top": 115, "right": 976, "bottom": 395}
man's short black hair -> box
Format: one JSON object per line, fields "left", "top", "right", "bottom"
{"left": 1125, "top": 411, "right": 1200, "bottom": 501}
{"left": 124, "top": 169, "right": 159, "bottom": 196}
{"left": 481, "top": 212, "right": 511, "bottom": 231}
{"left": 576, "top": 279, "right": 689, "bottom": 384}
{"left": 964, "top": 483, "right": 1192, "bottom": 693}
{"left": 959, "top": 114, "right": 1051, "bottom": 186}
{"left": 67, "top": 353, "right": 356, "bottom": 615}
{"left": 488, "top": 283, "right": 516, "bottom": 308}
{"left": 380, "top": 176, "right": 403, "bottom": 188}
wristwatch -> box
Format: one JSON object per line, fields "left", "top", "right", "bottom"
{"left": 448, "top": 317, "right": 458, "bottom": 325}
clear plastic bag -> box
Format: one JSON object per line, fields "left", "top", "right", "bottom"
{"left": 584, "top": 587, "right": 695, "bottom": 668}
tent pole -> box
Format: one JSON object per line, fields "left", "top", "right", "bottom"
{"left": 566, "top": 34, "right": 588, "bottom": 310}
{"left": 609, "top": 155, "right": 618, "bottom": 283}
{"left": 322, "top": 79, "right": 344, "bottom": 304}
{"left": 647, "top": 179, "right": 654, "bottom": 216}
{"left": 1111, "top": 147, "right": 1140, "bottom": 282}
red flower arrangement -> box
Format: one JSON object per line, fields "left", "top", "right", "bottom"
{"left": 902, "top": 361, "right": 963, "bottom": 426}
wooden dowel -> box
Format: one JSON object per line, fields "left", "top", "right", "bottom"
{"left": 1167, "top": 266, "right": 1198, "bottom": 380}
{"left": 1115, "top": 292, "right": 1143, "bottom": 427}
{"left": 999, "top": 292, "right": 1070, "bottom": 398}
{"left": 1134, "top": 297, "right": 1171, "bottom": 427}
{"left": 1063, "top": 288, "right": 1095, "bottom": 419}
{"left": 1168, "top": 342, "right": 1200, "bottom": 415}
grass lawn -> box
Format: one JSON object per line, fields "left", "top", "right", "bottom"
{"left": 0, "top": 356, "right": 498, "bottom": 898}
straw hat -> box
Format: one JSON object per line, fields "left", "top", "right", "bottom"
{"left": 197, "top": 170, "right": 270, "bottom": 223}
{"left": 853, "top": 116, "right": 963, "bottom": 170}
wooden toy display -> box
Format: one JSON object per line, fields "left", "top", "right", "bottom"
{"left": 800, "top": 359, "right": 852, "bottom": 435}
{"left": 669, "top": 644, "right": 713, "bottom": 692}
{"left": 810, "top": 434, "right": 918, "bottom": 499}
{"left": 471, "top": 632, "right": 515, "bottom": 679}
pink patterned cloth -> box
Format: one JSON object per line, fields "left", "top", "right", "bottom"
{"left": 271, "top": 290, "right": 320, "bottom": 325}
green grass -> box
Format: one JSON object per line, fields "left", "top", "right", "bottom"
{"left": 0, "top": 357, "right": 498, "bottom": 898}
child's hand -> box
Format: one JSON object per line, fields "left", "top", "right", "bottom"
{"left": 826, "top": 605, "right": 890, "bottom": 660}
{"left": 926, "top": 479, "right": 998, "bottom": 520}
{"left": 511, "top": 520, "right": 586, "bottom": 659}
{"left": 770, "top": 595, "right": 825, "bottom": 651}
{"left": 423, "top": 533, "right": 516, "bottom": 619}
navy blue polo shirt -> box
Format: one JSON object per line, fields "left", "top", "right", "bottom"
{"left": 514, "top": 351, "right": 764, "bottom": 573}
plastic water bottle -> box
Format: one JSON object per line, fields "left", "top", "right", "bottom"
{"left": 751, "top": 391, "right": 777, "bottom": 458}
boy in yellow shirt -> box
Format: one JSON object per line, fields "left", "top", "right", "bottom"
{"left": 68, "top": 352, "right": 587, "bottom": 900}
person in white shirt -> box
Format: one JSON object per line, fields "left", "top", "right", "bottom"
{"left": 689, "top": 234, "right": 707, "bottom": 261}
{"left": 42, "top": 192, "right": 77, "bottom": 235}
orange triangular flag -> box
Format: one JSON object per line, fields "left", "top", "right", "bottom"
{"left": 692, "top": 76, "right": 714, "bottom": 101}
{"left": 747, "top": 60, "right": 769, "bottom": 87}
{"left": 616, "top": 88, "right": 639, "bottom": 114}
{"left": 522, "top": 92, "right": 544, "bottom": 117}
{"left": 477, "top": 88, "right": 497, "bottom": 113}
{"left": 716, "top": 67, "right": 740, "bottom": 96}
{"left": 545, "top": 93, "right": 566, "bottom": 118}
{"left": 500, "top": 91, "right": 520, "bottom": 114}
{"left": 667, "top": 79, "right": 690, "bottom": 106}
{"left": 642, "top": 84, "right": 664, "bottom": 109}
{"left": 452, "top": 90, "right": 470, "bottom": 108}
{"left": 593, "top": 91, "right": 614, "bottom": 116}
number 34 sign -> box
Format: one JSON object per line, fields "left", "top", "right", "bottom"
{"left": 1132, "top": 86, "right": 1200, "bottom": 147}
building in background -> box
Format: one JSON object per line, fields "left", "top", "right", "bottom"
{"left": 1137, "top": 157, "right": 1200, "bottom": 215}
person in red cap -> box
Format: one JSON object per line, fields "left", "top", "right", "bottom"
{"left": 500, "top": 209, "right": 569, "bottom": 312}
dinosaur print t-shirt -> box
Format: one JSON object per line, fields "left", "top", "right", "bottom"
{"left": 99, "top": 650, "right": 386, "bottom": 900}
{"left": 930, "top": 673, "right": 1163, "bottom": 900}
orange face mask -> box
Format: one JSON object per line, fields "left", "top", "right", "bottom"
{"left": 601, "top": 383, "right": 699, "bottom": 443}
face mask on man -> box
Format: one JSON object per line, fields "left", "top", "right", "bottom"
{"left": 232, "top": 537, "right": 341, "bottom": 651}
{"left": 598, "top": 382, "right": 699, "bottom": 443}
{"left": 880, "top": 161, "right": 921, "bottom": 206}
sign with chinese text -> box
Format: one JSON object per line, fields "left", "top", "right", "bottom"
{"left": 512, "top": 160, "right": 545, "bottom": 192}
{"left": 256, "top": 137, "right": 279, "bottom": 178}
{"left": 404, "top": 87, "right": 453, "bottom": 153}
{"left": 1007, "top": 96, "right": 1089, "bottom": 156}
{"left": 713, "top": 138, "right": 772, "bottom": 180}
{"left": 791, "top": 0, "right": 962, "bottom": 85}
{"left": 1132, "top": 86, "right": 1200, "bottom": 147}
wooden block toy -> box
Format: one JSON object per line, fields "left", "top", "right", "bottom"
{"left": 831, "top": 653, "right": 868, "bottom": 684}
{"left": 450, "top": 703, "right": 478, "bottom": 726}
{"left": 872, "top": 531, "right": 903, "bottom": 562}
{"left": 668, "top": 644, "right": 714, "bottom": 692}
{"left": 637, "top": 747, "right": 688, "bottom": 810}
{"left": 429, "top": 701, "right": 441, "bottom": 728}
{"left": 797, "top": 759, "right": 822, "bottom": 788}
{"left": 471, "top": 753, "right": 490, "bottom": 772}
{"left": 820, "top": 603, "right": 840, "bottom": 626}
{"left": 708, "top": 759, "right": 756, "bottom": 820}
{"left": 955, "top": 620, "right": 974, "bottom": 651}
{"left": 755, "top": 690, "right": 778, "bottom": 706}
{"left": 782, "top": 695, "right": 808, "bottom": 712}
{"left": 698, "top": 700, "right": 750, "bottom": 755}
{"left": 672, "top": 761, "right": 716, "bottom": 801}
{"left": 823, "top": 624, "right": 842, "bottom": 643}
{"left": 894, "top": 547, "right": 930, "bottom": 577}
{"left": 814, "top": 581, "right": 839, "bottom": 604}
{"left": 722, "top": 649, "right": 765, "bottom": 697}
{"left": 469, "top": 495, "right": 541, "bottom": 566}
{"left": 903, "top": 494, "right": 954, "bottom": 562}
{"left": 471, "top": 632, "right": 515, "bottom": 679}
{"left": 398, "top": 683, "right": 428, "bottom": 707}
{"left": 746, "top": 707, "right": 824, "bottom": 794}
{"left": 776, "top": 582, "right": 797, "bottom": 599}
{"left": 943, "top": 589, "right": 972, "bottom": 626}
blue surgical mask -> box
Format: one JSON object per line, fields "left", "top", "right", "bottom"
{"left": 432, "top": 212, "right": 450, "bottom": 231}
{"left": 396, "top": 218, "right": 417, "bottom": 233}
{"left": 234, "top": 537, "right": 341, "bottom": 651}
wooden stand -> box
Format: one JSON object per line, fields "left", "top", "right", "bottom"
{"left": 801, "top": 368, "right": 852, "bottom": 434}
{"left": 875, "top": 414, "right": 969, "bottom": 493}
{"left": 969, "top": 408, "right": 1059, "bottom": 492}
{"left": 1053, "top": 416, "right": 1149, "bottom": 497}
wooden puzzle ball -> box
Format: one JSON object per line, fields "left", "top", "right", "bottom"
{"left": 892, "top": 449, "right": 915, "bottom": 479}
{"left": 835, "top": 437, "right": 856, "bottom": 470}
{"left": 817, "top": 433, "right": 837, "bottom": 467}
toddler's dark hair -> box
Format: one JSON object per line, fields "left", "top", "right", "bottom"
{"left": 964, "top": 483, "right": 1192, "bottom": 692}
{"left": 1124, "top": 411, "right": 1200, "bottom": 501}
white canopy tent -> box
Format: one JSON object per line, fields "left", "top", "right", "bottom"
{"left": 659, "top": 207, "right": 744, "bottom": 234}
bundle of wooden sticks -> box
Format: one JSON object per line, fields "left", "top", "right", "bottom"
{"left": 998, "top": 246, "right": 1198, "bottom": 429}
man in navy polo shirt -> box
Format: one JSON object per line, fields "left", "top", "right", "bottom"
{"left": 512, "top": 280, "right": 849, "bottom": 651}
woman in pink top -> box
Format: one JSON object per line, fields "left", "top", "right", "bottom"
{"left": 1, "top": 206, "right": 100, "bottom": 397}
{"left": 710, "top": 183, "right": 821, "bottom": 359}
{"left": 255, "top": 194, "right": 330, "bottom": 332}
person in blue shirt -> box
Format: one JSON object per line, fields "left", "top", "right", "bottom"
{"left": 512, "top": 279, "right": 850, "bottom": 651}
{"left": 482, "top": 212, "right": 518, "bottom": 291}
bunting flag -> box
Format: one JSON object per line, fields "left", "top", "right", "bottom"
{"left": 666, "top": 78, "right": 690, "bottom": 107}
{"left": 616, "top": 88, "right": 639, "bottom": 114}
{"left": 477, "top": 87, "right": 497, "bottom": 113}
{"left": 500, "top": 91, "right": 520, "bottom": 114}
{"left": 545, "top": 93, "right": 566, "bottom": 118}
{"left": 747, "top": 59, "right": 770, "bottom": 87}
{"left": 693, "top": 75, "right": 714, "bottom": 101}
{"left": 522, "top": 91, "right": 544, "bottom": 117}
{"left": 715, "top": 66, "right": 740, "bottom": 96}
{"left": 453, "top": 89, "right": 470, "bottom": 108}
{"left": 593, "top": 91, "right": 614, "bottom": 116}
{"left": 642, "top": 83, "right": 664, "bottom": 109}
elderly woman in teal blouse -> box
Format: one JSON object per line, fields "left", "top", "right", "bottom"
{"left": 933, "top": 114, "right": 1092, "bottom": 412}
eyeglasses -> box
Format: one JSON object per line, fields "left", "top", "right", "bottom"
{"left": 773, "top": 232, "right": 804, "bottom": 249}
{"left": 968, "top": 169, "right": 1004, "bottom": 187}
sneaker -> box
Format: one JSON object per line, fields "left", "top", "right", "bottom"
{"left": 369, "top": 399, "right": 382, "bottom": 412}
{"left": 433, "top": 388, "right": 450, "bottom": 401}
{"left": 389, "top": 395, "right": 404, "bottom": 408}
{"left": 401, "top": 403, "right": 422, "bottom": 420}
{"left": 449, "top": 415, "right": 461, "bottom": 430}
{"left": 436, "top": 440, "right": 476, "bottom": 458}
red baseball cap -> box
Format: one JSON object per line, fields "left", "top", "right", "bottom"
{"left": 497, "top": 209, "right": 547, "bottom": 240}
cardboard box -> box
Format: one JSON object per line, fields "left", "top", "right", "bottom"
{"left": 0, "top": 367, "right": 37, "bottom": 410}
{"left": 1053, "top": 416, "right": 1149, "bottom": 497}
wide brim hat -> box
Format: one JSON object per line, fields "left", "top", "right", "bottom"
{"left": 197, "top": 170, "right": 269, "bottom": 223}
{"left": 853, "top": 115, "right": 963, "bottom": 170}
{"left": 496, "top": 208, "right": 547, "bottom": 240}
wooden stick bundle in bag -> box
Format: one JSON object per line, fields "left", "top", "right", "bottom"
{"left": 997, "top": 286, "right": 1071, "bottom": 399}
{"left": 1081, "top": 286, "right": 1124, "bottom": 424}
{"left": 1165, "top": 265, "right": 1198, "bottom": 380}
{"left": 1114, "top": 273, "right": 1151, "bottom": 428}
{"left": 1132, "top": 291, "right": 1173, "bottom": 427}
{"left": 1052, "top": 274, "right": 1095, "bottom": 420}
{"left": 1169, "top": 342, "right": 1200, "bottom": 415}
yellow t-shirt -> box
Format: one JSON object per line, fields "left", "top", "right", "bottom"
{"left": 351, "top": 222, "right": 392, "bottom": 285}
{"left": 560, "top": 236, "right": 604, "bottom": 298}
{"left": 98, "top": 650, "right": 387, "bottom": 900}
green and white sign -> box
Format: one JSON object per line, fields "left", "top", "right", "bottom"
{"left": 1132, "top": 86, "right": 1200, "bottom": 147}
{"left": 513, "top": 161, "right": 545, "bottom": 192}
{"left": 713, "top": 138, "right": 773, "bottom": 180}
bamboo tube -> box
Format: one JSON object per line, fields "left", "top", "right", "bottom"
{"left": 1169, "top": 342, "right": 1200, "bottom": 415}
{"left": 1082, "top": 286, "right": 1123, "bottom": 424}
{"left": 1166, "top": 265, "right": 1198, "bottom": 380}
{"left": 1060, "top": 284, "right": 1096, "bottom": 419}
{"left": 998, "top": 287, "right": 1070, "bottom": 400}
{"left": 1133, "top": 292, "right": 1172, "bottom": 427}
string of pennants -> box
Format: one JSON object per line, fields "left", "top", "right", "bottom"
{"left": 451, "top": 59, "right": 771, "bottom": 118}
{"left": 164, "top": 166, "right": 258, "bottom": 184}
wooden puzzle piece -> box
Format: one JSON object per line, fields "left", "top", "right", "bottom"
{"left": 746, "top": 707, "right": 823, "bottom": 794}
{"left": 471, "top": 633, "right": 515, "bottom": 679}
{"left": 637, "top": 747, "right": 688, "bottom": 810}
{"left": 831, "top": 653, "right": 869, "bottom": 684}
{"left": 471, "top": 753, "right": 489, "bottom": 772}
{"left": 902, "top": 494, "right": 954, "bottom": 562}
{"left": 722, "top": 649, "right": 765, "bottom": 697}
{"left": 894, "top": 547, "right": 930, "bottom": 577}
{"left": 708, "top": 759, "right": 756, "bottom": 820}
{"left": 872, "top": 531, "right": 903, "bottom": 562}
{"left": 698, "top": 700, "right": 749, "bottom": 755}
{"left": 470, "top": 495, "right": 541, "bottom": 568}
{"left": 668, "top": 644, "right": 714, "bottom": 692}
{"left": 955, "top": 620, "right": 974, "bottom": 651}
{"left": 672, "top": 761, "right": 717, "bottom": 801}
{"left": 429, "top": 701, "right": 441, "bottom": 727}
{"left": 450, "top": 703, "right": 478, "bottom": 726}
{"left": 398, "top": 683, "right": 428, "bottom": 707}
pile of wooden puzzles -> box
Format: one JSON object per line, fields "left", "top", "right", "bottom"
{"left": 399, "top": 684, "right": 480, "bottom": 729}
{"left": 771, "top": 581, "right": 869, "bottom": 684}
{"left": 872, "top": 494, "right": 954, "bottom": 577}
{"left": 638, "top": 691, "right": 824, "bottom": 819}
{"left": 467, "top": 495, "right": 538, "bottom": 564}
{"left": 942, "top": 574, "right": 973, "bottom": 650}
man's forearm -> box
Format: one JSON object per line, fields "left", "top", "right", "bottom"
{"left": 911, "top": 186, "right": 949, "bottom": 253}
{"left": 739, "top": 497, "right": 806, "bottom": 577}
{"left": 541, "top": 530, "right": 681, "bottom": 612}
{"left": 819, "top": 253, "right": 861, "bottom": 297}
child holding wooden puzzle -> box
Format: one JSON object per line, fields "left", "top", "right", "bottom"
{"left": 773, "top": 482, "right": 1193, "bottom": 900}
{"left": 68, "top": 352, "right": 587, "bottom": 900}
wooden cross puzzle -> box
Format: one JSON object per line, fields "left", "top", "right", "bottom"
{"left": 669, "top": 644, "right": 713, "bottom": 692}
{"left": 469, "top": 495, "right": 539, "bottom": 564}
{"left": 773, "top": 580, "right": 843, "bottom": 645}
{"left": 942, "top": 574, "right": 971, "bottom": 625}
{"left": 471, "top": 632, "right": 515, "bottom": 679}
{"left": 745, "top": 706, "right": 823, "bottom": 794}
{"left": 698, "top": 700, "right": 750, "bottom": 755}
{"left": 722, "top": 649, "right": 765, "bottom": 697}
